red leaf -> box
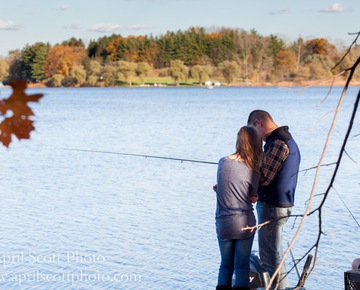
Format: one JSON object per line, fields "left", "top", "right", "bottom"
{"left": 0, "top": 81, "right": 43, "bottom": 147}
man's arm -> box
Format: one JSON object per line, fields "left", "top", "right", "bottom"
{"left": 260, "top": 139, "right": 289, "bottom": 186}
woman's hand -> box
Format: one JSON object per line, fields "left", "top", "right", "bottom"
{"left": 250, "top": 194, "right": 258, "bottom": 203}
{"left": 213, "top": 184, "right": 217, "bottom": 193}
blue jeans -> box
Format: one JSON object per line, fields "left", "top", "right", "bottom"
{"left": 256, "top": 201, "right": 292, "bottom": 289}
{"left": 217, "top": 235, "right": 254, "bottom": 287}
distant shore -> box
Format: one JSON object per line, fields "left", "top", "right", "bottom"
{"left": 25, "top": 80, "right": 359, "bottom": 89}
{"left": 2, "top": 78, "right": 358, "bottom": 89}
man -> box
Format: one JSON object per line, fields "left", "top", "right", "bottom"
{"left": 247, "top": 110, "right": 301, "bottom": 289}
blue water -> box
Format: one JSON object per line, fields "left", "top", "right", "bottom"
{"left": 0, "top": 86, "right": 358, "bottom": 289}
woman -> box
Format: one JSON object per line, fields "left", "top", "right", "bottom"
{"left": 215, "top": 126, "right": 263, "bottom": 290}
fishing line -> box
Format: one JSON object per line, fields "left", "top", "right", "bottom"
{"left": 333, "top": 186, "right": 360, "bottom": 229}
{"left": 58, "top": 148, "right": 218, "bottom": 165}
{"left": 59, "top": 148, "right": 360, "bottom": 228}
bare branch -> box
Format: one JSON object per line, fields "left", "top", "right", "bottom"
{"left": 299, "top": 162, "right": 337, "bottom": 175}
{"left": 331, "top": 32, "right": 360, "bottom": 71}
{"left": 241, "top": 220, "right": 270, "bottom": 233}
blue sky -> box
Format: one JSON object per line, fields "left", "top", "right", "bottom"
{"left": 0, "top": 0, "right": 359, "bottom": 56}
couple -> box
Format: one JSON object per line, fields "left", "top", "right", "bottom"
{"left": 215, "top": 110, "right": 301, "bottom": 290}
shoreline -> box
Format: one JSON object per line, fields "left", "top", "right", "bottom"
{"left": 2, "top": 79, "right": 359, "bottom": 89}
{"left": 26, "top": 82, "right": 358, "bottom": 89}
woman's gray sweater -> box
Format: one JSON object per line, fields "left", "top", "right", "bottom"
{"left": 215, "top": 157, "right": 259, "bottom": 240}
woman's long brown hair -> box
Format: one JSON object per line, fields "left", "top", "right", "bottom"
{"left": 235, "top": 126, "right": 263, "bottom": 174}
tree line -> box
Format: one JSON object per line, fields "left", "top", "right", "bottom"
{"left": 0, "top": 27, "right": 359, "bottom": 87}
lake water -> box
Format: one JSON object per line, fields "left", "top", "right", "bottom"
{"left": 0, "top": 86, "right": 358, "bottom": 289}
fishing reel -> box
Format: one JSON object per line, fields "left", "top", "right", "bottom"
{"left": 248, "top": 251, "right": 311, "bottom": 290}
{"left": 249, "top": 251, "right": 270, "bottom": 289}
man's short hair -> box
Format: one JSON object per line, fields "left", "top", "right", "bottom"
{"left": 247, "top": 110, "right": 273, "bottom": 125}
{"left": 352, "top": 258, "right": 360, "bottom": 270}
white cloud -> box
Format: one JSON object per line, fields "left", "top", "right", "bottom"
{"left": 61, "top": 5, "right": 70, "bottom": 11}
{"left": 0, "top": 20, "right": 20, "bottom": 30}
{"left": 320, "top": 3, "right": 345, "bottom": 13}
{"left": 127, "top": 24, "right": 149, "bottom": 30}
{"left": 89, "top": 23, "right": 123, "bottom": 33}
{"left": 89, "top": 23, "right": 149, "bottom": 33}
{"left": 64, "top": 24, "right": 82, "bottom": 30}
{"left": 270, "top": 8, "right": 290, "bottom": 15}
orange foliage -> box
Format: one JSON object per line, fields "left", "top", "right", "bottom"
{"left": 276, "top": 50, "right": 296, "bottom": 72}
{"left": 106, "top": 37, "right": 124, "bottom": 61}
{"left": 123, "top": 48, "right": 139, "bottom": 62}
{"left": 124, "top": 35, "right": 134, "bottom": 40}
{"left": 43, "top": 45, "right": 87, "bottom": 77}
{"left": 205, "top": 33, "right": 221, "bottom": 40}
{"left": 0, "top": 81, "right": 43, "bottom": 147}
{"left": 106, "top": 35, "right": 159, "bottom": 63}
{"left": 305, "top": 38, "right": 337, "bottom": 58}
{"left": 138, "top": 43, "right": 160, "bottom": 65}
{"left": 134, "top": 35, "right": 145, "bottom": 40}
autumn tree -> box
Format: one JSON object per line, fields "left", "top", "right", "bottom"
{"left": 105, "top": 35, "right": 149, "bottom": 62}
{"left": 294, "top": 66, "right": 311, "bottom": 82}
{"left": 303, "top": 54, "right": 334, "bottom": 79}
{"left": 168, "top": 60, "right": 189, "bottom": 86}
{"left": 136, "top": 62, "right": 152, "bottom": 84}
{"left": 45, "top": 74, "right": 64, "bottom": 87}
{"left": 101, "top": 63, "right": 117, "bottom": 86}
{"left": 88, "top": 34, "right": 119, "bottom": 61}
{"left": 63, "top": 64, "right": 87, "bottom": 87}
{"left": 121, "top": 36, "right": 141, "bottom": 62}
{"left": 218, "top": 60, "right": 239, "bottom": 84}
{"left": 138, "top": 40, "right": 159, "bottom": 66}
{"left": 86, "top": 59, "right": 103, "bottom": 86}
{"left": 275, "top": 50, "right": 297, "bottom": 80}
{"left": 115, "top": 61, "right": 137, "bottom": 85}
{"left": 304, "top": 38, "right": 337, "bottom": 60}
{"left": 43, "top": 45, "right": 87, "bottom": 78}
{"left": 190, "top": 65, "right": 213, "bottom": 84}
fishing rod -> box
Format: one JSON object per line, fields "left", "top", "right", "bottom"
{"left": 58, "top": 148, "right": 218, "bottom": 165}
{"left": 333, "top": 186, "right": 360, "bottom": 229}
{"left": 288, "top": 241, "right": 301, "bottom": 279}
